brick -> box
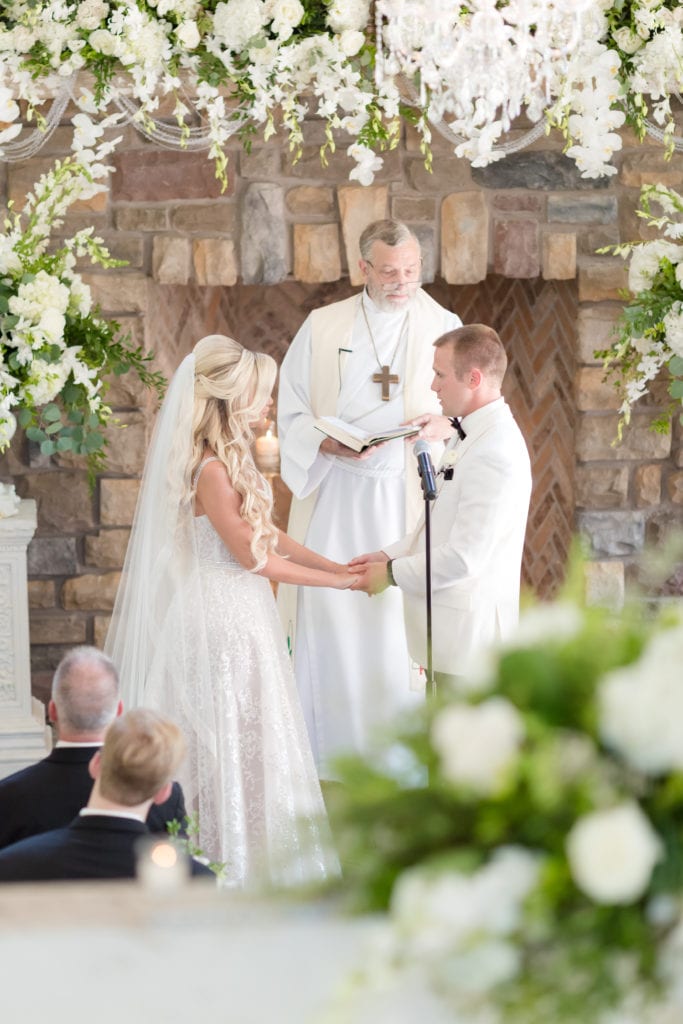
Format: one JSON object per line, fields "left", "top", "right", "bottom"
{"left": 632, "top": 463, "right": 661, "bottom": 507}
{"left": 542, "top": 232, "right": 576, "bottom": 280}
{"left": 85, "top": 529, "right": 131, "bottom": 569}
{"left": 620, "top": 152, "right": 683, "bottom": 188}
{"left": 578, "top": 259, "right": 629, "bottom": 302}
{"left": 547, "top": 195, "right": 618, "bottom": 224}
{"left": 30, "top": 613, "right": 87, "bottom": 645}
{"left": 240, "top": 145, "right": 281, "bottom": 179}
{"left": 578, "top": 226, "right": 620, "bottom": 256}
{"left": 103, "top": 413, "right": 148, "bottom": 475}
{"left": 293, "top": 223, "right": 341, "bottom": 283}
{"left": 100, "top": 478, "right": 141, "bottom": 526}
{"left": 619, "top": 192, "right": 661, "bottom": 244}
{"left": 574, "top": 366, "right": 621, "bottom": 411}
{"left": 668, "top": 471, "right": 683, "bottom": 504}
{"left": 493, "top": 219, "right": 539, "bottom": 278}
{"left": 240, "top": 183, "right": 288, "bottom": 285}
{"left": 391, "top": 195, "right": 437, "bottom": 222}
{"left": 411, "top": 224, "right": 436, "bottom": 284}
{"left": 27, "top": 537, "right": 78, "bottom": 576}
{"left": 576, "top": 414, "right": 672, "bottom": 461}
{"left": 577, "top": 510, "right": 645, "bottom": 557}
{"left": 81, "top": 272, "right": 149, "bottom": 315}
{"left": 93, "top": 614, "right": 111, "bottom": 649}
{"left": 284, "top": 144, "right": 401, "bottom": 184}
{"left": 8, "top": 157, "right": 108, "bottom": 212}
{"left": 115, "top": 207, "right": 169, "bottom": 232}
{"left": 492, "top": 193, "right": 545, "bottom": 213}
{"left": 441, "top": 192, "right": 488, "bottom": 284}
{"left": 170, "top": 203, "right": 236, "bottom": 234}
{"left": 76, "top": 233, "right": 143, "bottom": 269}
{"left": 28, "top": 580, "right": 56, "bottom": 609}
{"left": 406, "top": 155, "right": 472, "bottom": 193}
{"left": 286, "top": 186, "right": 335, "bottom": 216}
{"left": 112, "top": 149, "right": 229, "bottom": 202}
{"left": 193, "top": 238, "right": 238, "bottom": 286}
{"left": 472, "top": 152, "right": 611, "bottom": 190}
{"left": 577, "top": 305, "right": 623, "bottom": 364}
{"left": 16, "top": 471, "right": 94, "bottom": 533}
{"left": 61, "top": 572, "right": 121, "bottom": 611}
{"left": 575, "top": 465, "right": 628, "bottom": 509}
{"left": 338, "top": 186, "right": 389, "bottom": 286}
{"left": 152, "top": 236, "right": 192, "bottom": 285}
{"left": 584, "top": 560, "right": 624, "bottom": 611}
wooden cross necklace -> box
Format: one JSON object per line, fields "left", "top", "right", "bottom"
{"left": 361, "top": 295, "right": 409, "bottom": 401}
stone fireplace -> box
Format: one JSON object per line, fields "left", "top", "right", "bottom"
{"left": 1, "top": 118, "right": 682, "bottom": 702}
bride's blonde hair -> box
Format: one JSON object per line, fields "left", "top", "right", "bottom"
{"left": 191, "top": 334, "right": 279, "bottom": 569}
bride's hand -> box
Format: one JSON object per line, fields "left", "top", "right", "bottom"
{"left": 333, "top": 571, "right": 355, "bottom": 589}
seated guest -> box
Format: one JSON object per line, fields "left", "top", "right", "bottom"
{"left": 0, "top": 708, "right": 214, "bottom": 882}
{"left": 0, "top": 647, "right": 187, "bottom": 850}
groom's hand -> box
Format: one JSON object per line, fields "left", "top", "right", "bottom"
{"left": 349, "top": 555, "right": 390, "bottom": 595}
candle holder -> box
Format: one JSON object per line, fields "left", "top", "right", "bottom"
{"left": 254, "top": 418, "right": 280, "bottom": 476}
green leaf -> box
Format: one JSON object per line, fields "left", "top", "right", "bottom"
{"left": 84, "top": 431, "right": 104, "bottom": 453}
{"left": 17, "top": 408, "right": 33, "bottom": 428}
{"left": 42, "top": 403, "right": 61, "bottom": 422}
{"left": 26, "top": 426, "right": 45, "bottom": 442}
{"left": 56, "top": 436, "right": 75, "bottom": 452}
{"left": 670, "top": 380, "right": 683, "bottom": 399}
{"left": 45, "top": 421, "right": 63, "bottom": 435}
{"left": 67, "top": 408, "right": 84, "bottom": 424}
{"left": 40, "top": 439, "right": 56, "bottom": 456}
{"left": 669, "top": 355, "right": 683, "bottom": 375}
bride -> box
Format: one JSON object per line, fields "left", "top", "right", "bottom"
{"left": 105, "top": 335, "right": 351, "bottom": 887}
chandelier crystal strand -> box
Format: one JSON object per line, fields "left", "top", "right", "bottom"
{"left": 375, "top": 0, "right": 599, "bottom": 166}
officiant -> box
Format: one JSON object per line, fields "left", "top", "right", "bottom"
{"left": 277, "top": 219, "right": 461, "bottom": 779}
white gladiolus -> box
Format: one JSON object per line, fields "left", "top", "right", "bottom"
{"left": 567, "top": 804, "right": 662, "bottom": 905}
{"left": 431, "top": 697, "right": 524, "bottom": 794}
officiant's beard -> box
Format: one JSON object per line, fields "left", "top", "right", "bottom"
{"left": 367, "top": 279, "right": 420, "bottom": 313}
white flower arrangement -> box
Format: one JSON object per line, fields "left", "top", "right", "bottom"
{"left": 0, "top": 115, "right": 164, "bottom": 474}
{"left": 597, "top": 184, "right": 683, "bottom": 434}
{"left": 328, "top": 591, "right": 683, "bottom": 1023}
{"left": 0, "top": 2, "right": 682, "bottom": 184}
{"left": 0, "top": 481, "right": 21, "bottom": 518}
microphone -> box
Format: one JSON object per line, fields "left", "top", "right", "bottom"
{"left": 413, "top": 439, "right": 437, "bottom": 500}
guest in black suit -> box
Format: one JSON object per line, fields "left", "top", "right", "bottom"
{"left": 0, "top": 708, "right": 214, "bottom": 882}
{"left": 0, "top": 647, "right": 187, "bottom": 850}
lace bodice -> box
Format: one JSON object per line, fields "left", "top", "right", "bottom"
{"left": 194, "top": 515, "right": 243, "bottom": 571}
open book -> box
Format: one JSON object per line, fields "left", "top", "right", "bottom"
{"left": 314, "top": 416, "right": 420, "bottom": 453}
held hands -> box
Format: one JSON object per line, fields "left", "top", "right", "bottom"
{"left": 404, "top": 412, "right": 454, "bottom": 443}
{"left": 348, "top": 551, "right": 390, "bottom": 596}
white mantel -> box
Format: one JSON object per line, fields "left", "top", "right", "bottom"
{"left": 0, "top": 498, "right": 51, "bottom": 779}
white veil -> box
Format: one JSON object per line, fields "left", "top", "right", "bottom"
{"left": 105, "top": 353, "right": 218, "bottom": 801}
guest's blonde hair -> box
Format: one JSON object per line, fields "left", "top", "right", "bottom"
{"left": 99, "top": 709, "right": 185, "bottom": 806}
{"left": 191, "top": 334, "right": 278, "bottom": 569}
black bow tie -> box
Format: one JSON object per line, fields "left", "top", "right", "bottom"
{"left": 450, "top": 417, "right": 467, "bottom": 441}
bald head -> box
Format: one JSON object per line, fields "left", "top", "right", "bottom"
{"left": 51, "top": 647, "right": 121, "bottom": 740}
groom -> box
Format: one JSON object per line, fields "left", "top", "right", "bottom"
{"left": 349, "top": 324, "right": 532, "bottom": 684}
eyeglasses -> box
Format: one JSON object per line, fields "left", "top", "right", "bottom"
{"left": 364, "top": 259, "right": 423, "bottom": 284}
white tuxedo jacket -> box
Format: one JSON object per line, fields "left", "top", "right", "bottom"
{"left": 384, "top": 398, "right": 532, "bottom": 675}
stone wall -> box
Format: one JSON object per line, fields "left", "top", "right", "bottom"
{"left": 1, "top": 116, "right": 682, "bottom": 699}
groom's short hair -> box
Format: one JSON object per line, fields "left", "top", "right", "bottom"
{"left": 435, "top": 324, "right": 508, "bottom": 387}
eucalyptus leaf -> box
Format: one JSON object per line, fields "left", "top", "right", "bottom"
{"left": 17, "top": 408, "right": 32, "bottom": 428}
{"left": 42, "top": 403, "right": 61, "bottom": 422}
{"left": 40, "top": 439, "right": 56, "bottom": 456}
{"left": 45, "top": 421, "right": 63, "bottom": 435}
{"left": 26, "top": 426, "right": 45, "bottom": 442}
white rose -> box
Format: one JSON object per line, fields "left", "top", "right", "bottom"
{"left": 612, "top": 27, "right": 644, "bottom": 54}
{"left": 566, "top": 803, "right": 662, "bottom": 905}
{"left": 431, "top": 697, "right": 524, "bottom": 795}
{"left": 340, "top": 29, "right": 364, "bottom": 57}
{"left": 270, "top": 0, "right": 304, "bottom": 39}
{"left": 326, "top": 0, "right": 369, "bottom": 33}
{"left": 88, "top": 29, "right": 118, "bottom": 57}
{"left": 75, "top": 0, "right": 110, "bottom": 31}
{"left": 176, "top": 20, "right": 200, "bottom": 49}
{"left": 38, "top": 308, "right": 66, "bottom": 345}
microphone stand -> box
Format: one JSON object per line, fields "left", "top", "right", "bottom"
{"left": 415, "top": 464, "right": 437, "bottom": 698}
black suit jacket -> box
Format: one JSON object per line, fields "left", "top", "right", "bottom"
{"left": 0, "top": 814, "right": 214, "bottom": 882}
{"left": 0, "top": 746, "right": 188, "bottom": 850}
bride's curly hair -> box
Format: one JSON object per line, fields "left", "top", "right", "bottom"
{"left": 191, "top": 334, "right": 279, "bottom": 570}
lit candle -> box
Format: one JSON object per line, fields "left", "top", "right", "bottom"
{"left": 136, "top": 839, "right": 190, "bottom": 891}
{"left": 255, "top": 427, "right": 280, "bottom": 471}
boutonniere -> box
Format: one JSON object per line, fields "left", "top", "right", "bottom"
{"left": 439, "top": 450, "right": 459, "bottom": 481}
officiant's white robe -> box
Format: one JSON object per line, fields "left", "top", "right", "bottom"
{"left": 277, "top": 289, "right": 460, "bottom": 777}
{"left": 385, "top": 398, "right": 532, "bottom": 675}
